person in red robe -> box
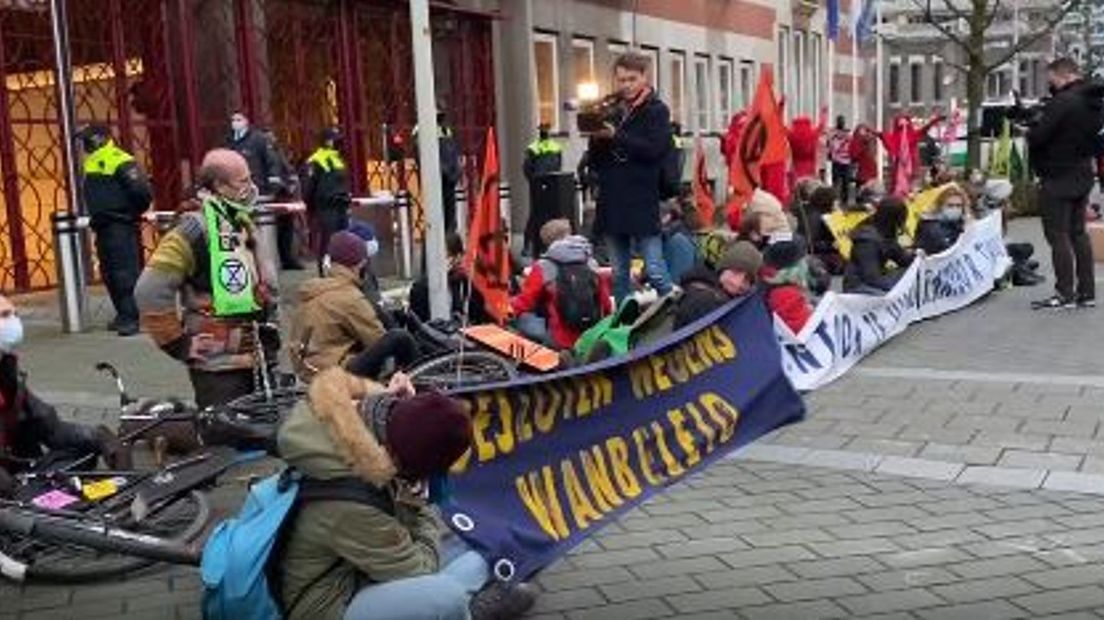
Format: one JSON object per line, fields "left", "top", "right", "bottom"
{"left": 787, "top": 107, "right": 828, "bottom": 181}
{"left": 879, "top": 113, "right": 943, "bottom": 189}
{"left": 720, "top": 111, "right": 748, "bottom": 169}
{"left": 849, "top": 124, "right": 880, "bottom": 189}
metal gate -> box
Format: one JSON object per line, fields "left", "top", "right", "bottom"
{"left": 0, "top": 0, "right": 496, "bottom": 292}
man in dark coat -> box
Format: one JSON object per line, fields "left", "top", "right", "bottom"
{"left": 590, "top": 52, "right": 674, "bottom": 303}
{"left": 1028, "top": 58, "right": 1104, "bottom": 309}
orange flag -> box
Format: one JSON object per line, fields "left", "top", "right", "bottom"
{"left": 692, "top": 137, "right": 715, "bottom": 228}
{"left": 726, "top": 72, "right": 791, "bottom": 227}
{"left": 465, "top": 127, "right": 511, "bottom": 324}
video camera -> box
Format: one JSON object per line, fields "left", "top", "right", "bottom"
{"left": 576, "top": 93, "right": 628, "bottom": 134}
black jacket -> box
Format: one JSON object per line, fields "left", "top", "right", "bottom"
{"left": 301, "top": 151, "right": 351, "bottom": 212}
{"left": 82, "top": 159, "right": 152, "bottom": 228}
{"left": 1028, "top": 79, "right": 1104, "bottom": 197}
{"left": 592, "top": 91, "right": 672, "bottom": 237}
{"left": 843, "top": 225, "right": 914, "bottom": 293}
{"left": 674, "top": 266, "right": 729, "bottom": 330}
{"left": 225, "top": 129, "right": 280, "bottom": 193}
{"left": 915, "top": 218, "right": 964, "bottom": 256}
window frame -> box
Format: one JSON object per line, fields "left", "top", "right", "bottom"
{"left": 532, "top": 31, "right": 561, "bottom": 131}
{"left": 641, "top": 45, "right": 661, "bottom": 87}
{"left": 888, "top": 57, "right": 901, "bottom": 105}
{"left": 932, "top": 56, "right": 944, "bottom": 102}
{"left": 717, "top": 56, "right": 735, "bottom": 131}
{"left": 738, "top": 59, "right": 755, "bottom": 111}
{"left": 668, "top": 50, "right": 688, "bottom": 127}
{"left": 693, "top": 54, "right": 711, "bottom": 134}
{"left": 570, "top": 37, "right": 596, "bottom": 101}
{"left": 908, "top": 57, "right": 924, "bottom": 105}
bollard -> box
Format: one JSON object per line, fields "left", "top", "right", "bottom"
{"left": 396, "top": 191, "right": 414, "bottom": 279}
{"left": 51, "top": 211, "right": 88, "bottom": 334}
{"left": 251, "top": 206, "right": 280, "bottom": 279}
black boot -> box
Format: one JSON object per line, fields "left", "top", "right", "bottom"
{"left": 469, "top": 582, "right": 538, "bottom": 620}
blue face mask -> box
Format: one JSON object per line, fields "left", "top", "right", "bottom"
{"left": 941, "top": 206, "right": 964, "bottom": 221}
{"left": 0, "top": 315, "right": 23, "bottom": 353}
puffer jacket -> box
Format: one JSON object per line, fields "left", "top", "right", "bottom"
{"left": 673, "top": 266, "right": 731, "bottom": 330}
{"left": 843, "top": 225, "right": 914, "bottom": 293}
{"left": 277, "top": 369, "right": 443, "bottom": 620}
{"left": 289, "top": 265, "right": 385, "bottom": 381}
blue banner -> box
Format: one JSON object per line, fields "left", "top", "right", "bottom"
{"left": 439, "top": 293, "right": 806, "bottom": 581}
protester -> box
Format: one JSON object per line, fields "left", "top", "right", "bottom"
{"left": 415, "top": 112, "right": 463, "bottom": 233}
{"left": 346, "top": 219, "right": 383, "bottom": 304}
{"left": 761, "top": 240, "right": 815, "bottom": 333}
{"left": 828, "top": 115, "right": 853, "bottom": 203}
{"left": 0, "top": 295, "right": 129, "bottom": 496}
{"left": 698, "top": 228, "right": 740, "bottom": 271}
{"left": 276, "top": 368, "right": 537, "bottom": 620}
{"left": 590, "top": 52, "right": 674, "bottom": 303}
{"left": 843, "top": 195, "right": 914, "bottom": 294}
{"left": 915, "top": 185, "right": 971, "bottom": 255}
{"left": 135, "top": 149, "right": 280, "bottom": 409}
{"left": 225, "top": 112, "right": 281, "bottom": 196}
{"left": 849, "top": 125, "right": 880, "bottom": 189}
{"left": 409, "top": 233, "right": 491, "bottom": 325}
{"left": 880, "top": 113, "right": 944, "bottom": 187}
{"left": 262, "top": 127, "right": 304, "bottom": 270}
{"left": 660, "top": 202, "right": 699, "bottom": 284}
{"left": 673, "top": 241, "right": 762, "bottom": 330}
{"left": 289, "top": 232, "right": 416, "bottom": 382}
{"left": 511, "top": 220, "right": 612, "bottom": 350}
{"left": 796, "top": 185, "right": 845, "bottom": 275}
{"left": 787, "top": 109, "right": 827, "bottom": 181}
{"left": 743, "top": 188, "right": 793, "bottom": 238}
{"left": 1027, "top": 57, "right": 1104, "bottom": 309}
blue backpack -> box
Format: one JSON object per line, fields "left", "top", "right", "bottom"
{"left": 201, "top": 471, "right": 395, "bottom": 620}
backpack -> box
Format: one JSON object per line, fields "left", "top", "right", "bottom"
{"left": 201, "top": 470, "right": 394, "bottom": 620}
{"left": 553, "top": 261, "right": 601, "bottom": 332}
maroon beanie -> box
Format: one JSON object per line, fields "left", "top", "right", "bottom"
{"left": 385, "top": 392, "right": 472, "bottom": 479}
{"left": 327, "top": 231, "right": 368, "bottom": 269}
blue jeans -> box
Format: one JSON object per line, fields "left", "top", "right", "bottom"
{"left": 344, "top": 537, "right": 488, "bottom": 620}
{"left": 514, "top": 313, "right": 552, "bottom": 348}
{"left": 606, "top": 234, "right": 672, "bottom": 304}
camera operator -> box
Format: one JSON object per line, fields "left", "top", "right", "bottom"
{"left": 587, "top": 52, "right": 674, "bottom": 304}
{"left": 1027, "top": 57, "right": 1104, "bottom": 310}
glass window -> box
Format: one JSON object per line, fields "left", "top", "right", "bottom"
{"left": 910, "top": 61, "right": 923, "bottom": 104}
{"left": 777, "top": 26, "right": 789, "bottom": 109}
{"left": 533, "top": 33, "right": 560, "bottom": 130}
{"left": 571, "top": 38, "right": 596, "bottom": 101}
{"left": 1018, "top": 59, "right": 1031, "bottom": 97}
{"left": 718, "top": 58, "right": 734, "bottom": 130}
{"left": 641, "top": 46, "right": 660, "bottom": 85}
{"left": 793, "top": 30, "right": 804, "bottom": 115}
{"left": 811, "top": 33, "right": 823, "bottom": 114}
{"left": 932, "top": 57, "right": 944, "bottom": 101}
{"left": 669, "top": 52, "right": 687, "bottom": 127}
{"left": 738, "top": 60, "right": 755, "bottom": 110}
{"left": 694, "top": 56, "right": 710, "bottom": 133}
{"left": 889, "top": 60, "right": 901, "bottom": 104}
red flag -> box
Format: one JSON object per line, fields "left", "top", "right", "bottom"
{"left": 692, "top": 138, "right": 715, "bottom": 228}
{"left": 893, "top": 124, "right": 914, "bottom": 198}
{"left": 465, "top": 127, "right": 511, "bottom": 324}
{"left": 726, "top": 72, "right": 790, "bottom": 229}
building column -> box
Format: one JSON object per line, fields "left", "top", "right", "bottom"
{"left": 494, "top": 0, "right": 535, "bottom": 244}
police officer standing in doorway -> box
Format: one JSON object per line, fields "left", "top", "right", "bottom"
{"left": 301, "top": 127, "right": 352, "bottom": 276}
{"left": 78, "top": 124, "right": 152, "bottom": 336}
{"left": 523, "top": 123, "right": 564, "bottom": 256}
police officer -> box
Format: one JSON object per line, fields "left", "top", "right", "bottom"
{"left": 78, "top": 124, "right": 152, "bottom": 336}
{"left": 414, "top": 111, "right": 462, "bottom": 233}
{"left": 301, "top": 127, "right": 352, "bottom": 276}
{"left": 523, "top": 123, "right": 564, "bottom": 256}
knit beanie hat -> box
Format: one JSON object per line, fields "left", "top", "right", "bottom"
{"left": 383, "top": 392, "right": 472, "bottom": 479}
{"left": 327, "top": 231, "right": 368, "bottom": 269}
{"left": 700, "top": 229, "right": 739, "bottom": 269}
{"left": 716, "top": 241, "right": 763, "bottom": 276}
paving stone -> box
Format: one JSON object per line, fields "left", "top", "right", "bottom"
{"left": 736, "top": 599, "right": 851, "bottom": 620}
{"left": 998, "top": 450, "right": 1085, "bottom": 472}
{"left": 759, "top": 512, "right": 856, "bottom": 530}
{"left": 929, "top": 575, "right": 1038, "bottom": 603}
{"left": 891, "top": 528, "right": 985, "bottom": 550}
{"left": 530, "top": 587, "right": 609, "bottom": 614}
{"left": 832, "top": 421, "right": 906, "bottom": 439}
{"left": 915, "top": 600, "right": 1031, "bottom": 620}
{"left": 843, "top": 505, "right": 931, "bottom": 523}
{"left": 654, "top": 537, "right": 750, "bottom": 559}
{"left": 629, "top": 556, "right": 729, "bottom": 580}
{"left": 807, "top": 537, "right": 901, "bottom": 558}
{"left": 918, "top": 443, "right": 1002, "bottom": 465}
{"left": 982, "top": 503, "right": 1075, "bottom": 522}
{"left": 692, "top": 566, "right": 798, "bottom": 589}
{"left": 730, "top": 444, "right": 811, "bottom": 464}
{"left": 597, "top": 576, "right": 701, "bottom": 603}
{"left": 27, "top": 599, "right": 123, "bottom": 620}
{"left": 597, "top": 529, "right": 688, "bottom": 550}
{"left": 1044, "top": 471, "right": 1104, "bottom": 495}
{"left": 1022, "top": 565, "right": 1104, "bottom": 590}
{"left": 1050, "top": 437, "right": 1104, "bottom": 457}
{"left": 537, "top": 566, "right": 637, "bottom": 592}
{"left": 801, "top": 449, "right": 884, "bottom": 471}
{"left": 570, "top": 547, "right": 661, "bottom": 569}
{"left": 619, "top": 513, "right": 708, "bottom": 531}
{"left": 948, "top": 415, "right": 1023, "bottom": 432}
{"left": 876, "top": 457, "right": 965, "bottom": 481}
{"left": 565, "top": 599, "right": 675, "bottom": 620}
{"left": 856, "top": 567, "right": 960, "bottom": 591}
{"left": 741, "top": 528, "right": 835, "bottom": 547}
{"left": 1022, "top": 420, "right": 1098, "bottom": 438}
{"left": 906, "top": 511, "right": 994, "bottom": 532}
{"left": 970, "top": 432, "right": 1052, "bottom": 451}
{"left": 844, "top": 438, "right": 924, "bottom": 457}
{"left": 825, "top": 521, "right": 918, "bottom": 540}
{"left": 719, "top": 545, "right": 817, "bottom": 569}
{"left": 1043, "top": 527, "right": 1104, "bottom": 547}
{"left": 698, "top": 505, "right": 784, "bottom": 523}
{"left": 763, "top": 577, "right": 869, "bottom": 602}
{"left": 1079, "top": 457, "right": 1104, "bottom": 475}
{"left": 663, "top": 587, "right": 771, "bottom": 614}
{"left": 836, "top": 588, "right": 946, "bottom": 615}
{"left": 956, "top": 466, "right": 1047, "bottom": 489}
{"left": 1012, "top": 586, "right": 1104, "bottom": 615}
{"left": 974, "top": 518, "right": 1066, "bottom": 539}
{"left": 879, "top": 547, "right": 974, "bottom": 568}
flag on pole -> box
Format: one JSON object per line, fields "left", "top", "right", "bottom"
{"left": 692, "top": 138, "right": 716, "bottom": 228}
{"left": 465, "top": 126, "right": 511, "bottom": 324}
{"left": 827, "top": 0, "right": 841, "bottom": 40}
{"left": 854, "top": 0, "right": 877, "bottom": 45}
{"left": 893, "top": 124, "right": 913, "bottom": 198}
{"left": 989, "top": 119, "right": 1013, "bottom": 178}
{"left": 726, "top": 71, "right": 790, "bottom": 227}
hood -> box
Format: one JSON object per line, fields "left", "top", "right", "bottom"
{"left": 545, "top": 235, "right": 593, "bottom": 264}
{"left": 277, "top": 368, "right": 397, "bottom": 486}
{"left": 679, "top": 265, "right": 722, "bottom": 290}
{"left": 297, "top": 265, "right": 361, "bottom": 303}
{"left": 851, "top": 224, "right": 885, "bottom": 243}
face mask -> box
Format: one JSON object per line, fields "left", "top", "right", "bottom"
{"left": 231, "top": 119, "right": 248, "bottom": 138}
{"left": 0, "top": 316, "right": 24, "bottom": 353}
{"left": 941, "top": 207, "right": 964, "bottom": 221}
{"left": 365, "top": 239, "right": 380, "bottom": 258}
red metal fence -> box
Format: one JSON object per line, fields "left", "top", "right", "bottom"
{"left": 0, "top": 0, "right": 496, "bottom": 292}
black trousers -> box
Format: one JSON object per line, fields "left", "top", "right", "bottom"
{"left": 277, "top": 213, "right": 300, "bottom": 267}
{"left": 188, "top": 368, "right": 256, "bottom": 410}
{"left": 313, "top": 208, "right": 350, "bottom": 276}
{"left": 93, "top": 222, "right": 141, "bottom": 327}
{"left": 832, "top": 163, "right": 852, "bottom": 204}
{"left": 344, "top": 330, "right": 420, "bottom": 380}
{"left": 442, "top": 179, "right": 457, "bottom": 233}
{"left": 1040, "top": 184, "right": 1095, "bottom": 300}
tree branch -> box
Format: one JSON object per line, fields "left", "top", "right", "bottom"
{"left": 939, "top": 0, "right": 971, "bottom": 21}
{"left": 985, "top": 0, "right": 1081, "bottom": 72}
{"left": 912, "top": 0, "right": 970, "bottom": 50}
{"left": 982, "top": 0, "right": 1003, "bottom": 31}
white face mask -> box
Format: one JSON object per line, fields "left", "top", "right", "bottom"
{"left": 0, "top": 315, "right": 24, "bottom": 353}
{"left": 231, "top": 119, "right": 248, "bottom": 138}
{"left": 365, "top": 239, "right": 380, "bottom": 258}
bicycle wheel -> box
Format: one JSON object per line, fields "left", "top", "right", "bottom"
{"left": 407, "top": 351, "right": 518, "bottom": 392}
{"left": 220, "top": 385, "right": 306, "bottom": 424}
{"left": 0, "top": 490, "right": 209, "bottom": 583}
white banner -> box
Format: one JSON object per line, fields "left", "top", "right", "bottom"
{"left": 778, "top": 213, "right": 1012, "bottom": 391}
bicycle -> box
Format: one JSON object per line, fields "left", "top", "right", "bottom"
{"left": 0, "top": 444, "right": 254, "bottom": 583}
{"left": 396, "top": 308, "right": 521, "bottom": 391}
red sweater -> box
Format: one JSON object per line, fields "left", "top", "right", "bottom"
{"left": 511, "top": 261, "right": 613, "bottom": 350}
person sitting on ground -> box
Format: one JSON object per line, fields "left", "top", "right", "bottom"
{"left": 511, "top": 220, "right": 613, "bottom": 350}
{"left": 660, "top": 202, "right": 699, "bottom": 284}
{"left": 843, "top": 196, "right": 915, "bottom": 294}
{"left": 980, "top": 179, "right": 1046, "bottom": 287}
{"left": 346, "top": 219, "right": 383, "bottom": 304}
{"left": 409, "top": 233, "right": 491, "bottom": 325}
{"left": 673, "top": 241, "right": 762, "bottom": 330}
{"left": 698, "top": 228, "right": 739, "bottom": 271}
{"left": 290, "top": 232, "right": 416, "bottom": 382}
{"left": 796, "top": 185, "right": 845, "bottom": 275}
{"left": 276, "top": 367, "right": 537, "bottom": 620}
{"left": 761, "top": 239, "right": 816, "bottom": 333}
{"left": 0, "top": 295, "right": 129, "bottom": 497}
{"left": 743, "top": 188, "right": 794, "bottom": 236}
{"left": 915, "top": 185, "right": 972, "bottom": 255}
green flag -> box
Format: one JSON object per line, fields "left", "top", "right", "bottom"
{"left": 989, "top": 119, "right": 1012, "bottom": 178}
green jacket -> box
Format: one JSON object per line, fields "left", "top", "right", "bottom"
{"left": 573, "top": 293, "right": 680, "bottom": 362}
{"left": 276, "top": 370, "right": 442, "bottom": 620}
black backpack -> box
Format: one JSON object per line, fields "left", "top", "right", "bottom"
{"left": 553, "top": 261, "right": 601, "bottom": 331}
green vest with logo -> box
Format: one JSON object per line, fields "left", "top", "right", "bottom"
{"left": 203, "top": 196, "right": 261, "bottom": 317}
